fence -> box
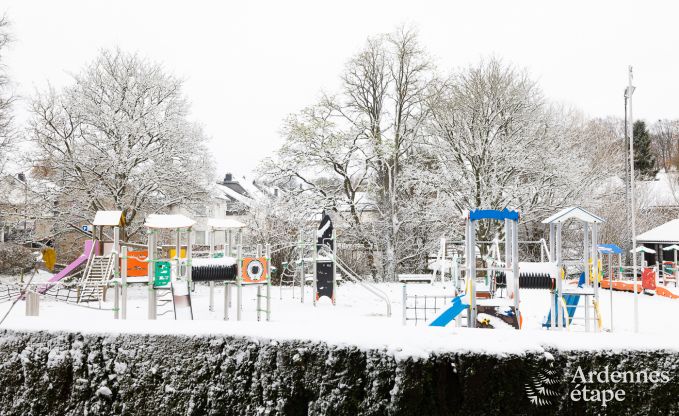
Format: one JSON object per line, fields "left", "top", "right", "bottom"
{"left": 401, "top": 284, "right": 456, "bottom": 326}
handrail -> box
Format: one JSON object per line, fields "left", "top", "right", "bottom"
{"left": 81, "top": 240, "right": 97, "bottom": 284}
{"left": 540, "top": 238, "right": 552, "bottom": 263}
{"left": 320, "top": 249, "right": 391, "bottom": 317}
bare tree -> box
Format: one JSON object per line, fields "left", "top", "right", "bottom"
{"left": 262, "top": 27, "right": 432, "bottom": 280}
{"left": 29, "top": 49, "right": 214, "bottom": 240}
{"left": 426, "top": 58, "right": 601, "bottom": 244}
{"left": 0, "top": 15, "right": 14, "bottom": 175}
{"left": 651, "top": 119, "right": 679, "bottom": 171}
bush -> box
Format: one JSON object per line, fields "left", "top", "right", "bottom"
{"left": 0, "top": 243, "right": 35, "bottom": 274}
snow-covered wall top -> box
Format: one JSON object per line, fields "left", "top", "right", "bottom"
{"left": 1, "top": 317, "right": 677, "bottom": 359}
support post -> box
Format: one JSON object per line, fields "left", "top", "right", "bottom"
{"left": 300, "top": 231, "right": 305, "bottom": 303}
{"left": 113, "top": 226, "right": 120, "bottom": 284}
{"left": 468, "top": 218, "right": 477, "bottom": 328}
{"left": 402, "top": 284, "right": 407, "bottom": 326}
{"left": 627, "top": 67, "right": 639, "bottom": 333}
{"left": 591, "top": 223, "right": 599, "bottom": 332}
{"left": 187, "top": 228, "right": 193, "bottom": 291}
{"left": 332, "top": 229, "right": 337, "bottom": 305}
{"left": 555, "top": 223, "right": 563, "bottom": 329}
{"left": 113, "top": 281, "right": 120, "bottom": 320}
{"left": 224, "top": 283, "right": 230, "bottom": 320}
{"left": 148, "top": 230, "right": 157, "bottom": 320}
{"left": 209, "top": 228, "right": 215, "bottom": 312}
{"left": 512, "top": 220, "right": 520, "bottom": 314}
{"left": 121, "top": 246, "right": 128, "bottom": 320}
{"left": 266, "top": 243, "right": 271, "bottom": 322}
{"left": 236, "top": 231, "right": 242, "bottom": 321}
{"left": 312, "top": 241, "right": 318, "bottom": 306}
{"left": 257, "top": 285, "right": 262, "bottom": 321}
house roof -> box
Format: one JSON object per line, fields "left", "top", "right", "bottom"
{"left": 636, "top": 219, "right": 679, "bottom": 244}
{"left": 541, "top": 207, "right": 604, "bottom": 224}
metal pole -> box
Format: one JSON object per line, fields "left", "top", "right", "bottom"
{"left": 257, "top": 285, "right": 262, "bottom": 321}
{"left": 628, "top": 66, "right": 639, "bottom": 333}
{"left": 402, "top": 284, "right": 407, "bottom": 326}
{"left": 121, "top": 246, "right": 128, "bottom": 320}
{"left": 224, "top": 283, "right": 230, "bottom": 320}
{"left": 512, "top": 220, "right": 520, "bottom": 314}
{"left": 468, "top": 218, "right": 477, "bottom": 328}
{"left": 504, "top": 219, "right": 510, "bottom": 266}
{"left": 312, "top": 240, "right": 318, "bottom": 306}
{"left": 591, "top": 223, "right": 599, "bottom": 332}
{"left": 113, "top": 225, "right": 120, "bottom": 283}
{"left": 549, "top": 224, "right": 555, "bottom": 261}
{"left": 332, "top": 229, "right": 337, "bottom": 305}
{"left": 583, "top": 222, "right": 590, "bottom": 332}
{"left": 610, "top": 253, "right": 614, "bottom": 332}
{"left": 187, "top": 228, "right": 193, "bottom": 290}
{"left": 237, "top": 231, "right": 242, "bottom": 321}
{"left": 209, "top": 228, "right": 214, "bottom": 312}
{"left": 148, "top": 230, "right": 156, "bottom": 320}
{"left": 675, "top": 250, "right": 678, "bottom": 288}
{"left": 113, "top": 281, "right": 120, "bottom": 320}
{"left": 266, "top": 243, "right": 271, "bottom": 322}
{"left": 556, "top": 223, "right": 563, "bottom": 329}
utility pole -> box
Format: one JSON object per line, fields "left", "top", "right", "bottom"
{"left": 626, "top": 66, "right": 639, "bottom": 333}
{"left": 624, "top": 90, "right": 631, "bottom": 265}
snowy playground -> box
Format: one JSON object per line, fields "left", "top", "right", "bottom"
{"left": 1, "top": 207, "right": 679, "bottom": 354}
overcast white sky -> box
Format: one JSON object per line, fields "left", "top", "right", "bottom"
{"left": 3, "top": 0, "right": 679, "bottom": 177}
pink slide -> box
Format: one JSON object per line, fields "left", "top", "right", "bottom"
{"left": 38, "top": 240, "right": 96, "bottom": 294}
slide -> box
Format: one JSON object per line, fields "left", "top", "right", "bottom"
{"left": 38, "top": 240, "right": 95, "bottom": 294}
{"left": 544, "top": 272, "right": 585, "bottom": 328}
{"left": 171, "top": 281, "right": 194, "bottom": 320}
{"left": 430, "top": 295, "right": 468, "bottom": 327}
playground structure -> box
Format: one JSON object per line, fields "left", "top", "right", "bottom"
{"left": 403, "top": 207, "right": 615, "bottom": 332}
{"left": 4, "top": 205, "right": 678, "bottom": 331}
{"left": 276, "top": 212, "right": 391, "bottom": 317}
{"left": 542, "top": 207, "right": 604, "bottom": 332}
{"left": 0, "top": 210, "right": 276, "bottom": 322}
{"left": 410, "top": 208, "right": 523, "bottom": 329}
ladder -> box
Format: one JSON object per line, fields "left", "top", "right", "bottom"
{"left": 155, "top": 286, "right": 175, "bottom": 317}
{"left": 78, "top": 255, "right": 114, "bottom": 303}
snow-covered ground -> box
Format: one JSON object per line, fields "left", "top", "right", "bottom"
{"left": 1, "top": 278, "right": 679, "bottom": 357}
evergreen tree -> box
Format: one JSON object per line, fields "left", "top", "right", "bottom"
{"left": 633, "top": 120, "right": 656, "bottom": 178}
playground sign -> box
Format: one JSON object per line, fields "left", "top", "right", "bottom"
{"left": 154, "top": 261, "right": 172, "bottom": 286}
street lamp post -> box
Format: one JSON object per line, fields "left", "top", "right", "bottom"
{"left": 626, "top": 66, "right": 639, "bottom": 333}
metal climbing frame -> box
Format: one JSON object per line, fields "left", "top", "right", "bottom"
{"left": 465, "top": 209, "right": 520, "bottom": 328}
{"left": 543, "top": 207, "right": 604, "bottom": 332}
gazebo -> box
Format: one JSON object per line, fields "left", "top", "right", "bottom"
{"left": 636, "top": 219, "right": 679, "bottom": 266}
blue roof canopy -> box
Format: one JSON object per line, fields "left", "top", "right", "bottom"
{"left": 469, "top": 208, "right": 520, "bottom": 222}
{"left": 598, "top": 244, "right": 623, "bottom": 255}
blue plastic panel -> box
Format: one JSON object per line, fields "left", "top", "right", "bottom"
{"left": 469, "top": 208, "right": 520, "bottom": 222}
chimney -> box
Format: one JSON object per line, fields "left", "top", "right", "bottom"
{"left": 223, "top": 173, "right": 232, "bottom": 183}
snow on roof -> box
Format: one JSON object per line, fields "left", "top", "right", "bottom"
{"left": 207, "top": 218, "right": 246, "bottom": 229}
{"left": 639, "top": 169, "right": 679, "bottom": 209}
{"left": 663, "top": 244, "right": 679, "bottom": 251}
{"left": 93, "top": 211, "right": 124, "bottom": 226}
{"left": 632, "top": 246, "right": 656, "bottom": 254}
{"left": 541, "top": 207, "right": 604, "bottom": 224}
{"left": 145, "top": 214, "right": 196, "bottom": 229}
{"left": 636, "top": 219, "right": 679, "bottom": 244}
